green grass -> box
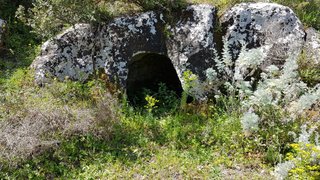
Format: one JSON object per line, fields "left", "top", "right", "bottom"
{"left": 0, "top": 67, "right": 274, "bottom": 179}
{"left": 0, "top": 101, "right": 272, "bottom": 179}
{"left": 0, "top": 0, "right": 319, "bottom": 179}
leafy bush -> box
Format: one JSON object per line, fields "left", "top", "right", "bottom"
{"left": 0, "top": 69, "right": 120, "bottom": 171}
{"left": 15, "top": 0, "right": 187, "bottom": 40}
{"left": 298, "top": 51, "right": 320, "bottom": 87}
{"left": 15, "top": 0, "right": 107, "bottom": 39}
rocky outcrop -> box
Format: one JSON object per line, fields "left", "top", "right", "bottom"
{"left": 32, "top": 4, "right": 218, "bottom": 94}
{"left": 221, "top": 3, "right": 305, "bottom": 81}
{"left": 0, "top": 19, "right": 5, "bottom": 47}
{"left": 304, "top": 28, "right": 320, "bottom": 65}
{"left": 32, "top": 3, "right": 313, "bottom": 99}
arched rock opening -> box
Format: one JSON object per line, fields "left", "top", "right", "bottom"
{"left": 126, "top": 53, "right": 183, "bottom": 105}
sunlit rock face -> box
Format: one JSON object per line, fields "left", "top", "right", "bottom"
{"left": 221, "top": 3, "right": 305, "bottom": 73}
{"left": 304, "top": 28, "right": 320, "bottom": 66}
{"left": 166, "top": 4, "right": 217, "bottom": 81}
{"left": 32, "top": 4, "right": 218, "bottom": 97}
{"left": 0, "top": 19, "right": 5, "bottom": 47}
{"left": 32, "top": 3, "right": 310, "bottom": 99}
{"left": 31, "top": 24, "right": 96, "bottom": 84}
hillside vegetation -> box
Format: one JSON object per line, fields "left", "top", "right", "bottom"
{"left": 0, "top": 0, "right": 319, "bottom": 179}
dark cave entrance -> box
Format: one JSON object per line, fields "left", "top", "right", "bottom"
{"left": 126, "top": 53, "right": 183, "bottom": 106}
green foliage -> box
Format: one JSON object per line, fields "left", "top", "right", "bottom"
{"left": 0, "top": 82, "right": 269, "bottom": 178}
{"left": 180, "top": 70, "right": 197, "bottom": 110}
{"left": 15, "top": 0, "right": 187, "bottom": 40}
{"left": 0, "top": 0, "right": 320, "bottom": 179}
{"left": 132, "top": 82, "right": 181, "bottom": 115}
{"left": 286, "top": 143, "right": 320, "bottom": 179}
{"left": 144, "top": 95, "right": 159, "bottom": 113}
{"left": 47, "top": 79, "right": 93, "bottom": 104}
{"left": 299, "top": 68, "right": 320, "bottom": 86}
{"left": 0, "top": 0, "right": 31, "bottom": 19}
{"left": 298, "top": 50, "right": 320, "bottom": 87}
{"left": 0, "top": 2, "right": 40, "bottom": 89}
{"left": 15, "top": 0, "right": 108, "bottom": 39}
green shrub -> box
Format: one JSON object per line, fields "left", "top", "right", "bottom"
{"left": 298, "top": 51, "right": 320, "bottom": 87}
{"left": 15, "top": 0, "right": 187, "bottom": 40}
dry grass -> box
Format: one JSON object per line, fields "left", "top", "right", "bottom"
{"left": 0, "top": 81, "right": 121, "bottom": 166}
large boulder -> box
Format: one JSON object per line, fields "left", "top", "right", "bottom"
{"left": 31, "top": 24, "right": 96, "bottom": 84}
{"left": 0, "top": 19, "right": 5, "bottom": 47}
{"left": 221, "top": 3, "right": 305, "bottom": 82}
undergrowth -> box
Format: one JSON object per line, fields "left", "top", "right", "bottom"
{"left": 0, "top": 0, "right": 319, "bottom": 179}
{"left": 0, "top": 77, "right": 270, "bottom": 179}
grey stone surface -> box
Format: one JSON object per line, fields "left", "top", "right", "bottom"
{"left": 96, "top": 11, "right": 167, "bottom": 87}
{"left": 304, "top": 28, "right": 320, "bottom": 65}
{"left": 166, "top": 4, "right": 217, "bottom": 81}
{"left": 221, "top": 3, "right": 305, "bottom": 79}
{"left": 32, "top": 3, "right": 310, "bottom": 99}
{"left": 32, "top": 4, "right": 218, "bottom": 98}
{"left": 31, "top": 24, "right": 96, "bottom": 84}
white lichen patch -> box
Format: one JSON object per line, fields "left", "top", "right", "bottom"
{"left": 167, "top": 4, "right": 216, "bottom": 96}
{"left": 31, "top": 24, "right": 96, "bottom": 84}
{"left": 95, "top": 11, "right": 167, "bottom": 86}
{"left": 222, "top": 2, "right": 305, "bottom": 63}
{"left": 110, "top": 11, "right": 158, "bottom": 35}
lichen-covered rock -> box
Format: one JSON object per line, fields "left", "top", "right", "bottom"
{"left": 166, "top": 4, "right": 217, "bottom": 81}
{"left": 304, "top": 28, "right": 320, "bottom": 65}
{"left": 32, "top": 3, "right": 310, "bottom": 100}
{"left": 32, "top": 4, "right": 218, "bottom": 99}
{"left": 221, "top": 3, "right": 305, "bottom": 73}
{"left": 0, "top": 19, "right": 5, "bottom": 46}
{"left": 96, "top": 11, "right": 167, "bottom": 87}
{"left": 31, "top": 24, "right": 96, "bottom": 84}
